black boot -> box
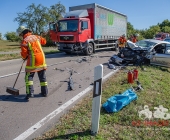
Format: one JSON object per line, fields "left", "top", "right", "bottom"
{"left": 24, "top": 93, "right": 34, "bottom": 100}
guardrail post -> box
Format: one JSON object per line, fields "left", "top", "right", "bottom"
{"left": 91, "top": 64, "right": 103, "bottom": 135}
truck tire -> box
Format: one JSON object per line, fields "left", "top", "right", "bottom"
{"left": 64, "top": 51, "right": 71, "bottom": 54}
{"left": 84, "top": 43, "right": 93, "bottom": 55}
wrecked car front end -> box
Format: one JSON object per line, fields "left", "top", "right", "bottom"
{"left": 109, "top": 47, "right": 150, "bottom": 66}
{"left": 109, "top": 39, "right": 170, "bottom": 67}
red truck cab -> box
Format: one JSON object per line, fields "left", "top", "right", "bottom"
{"left": 49, "top": 9, "right": 94, "bottom": 55}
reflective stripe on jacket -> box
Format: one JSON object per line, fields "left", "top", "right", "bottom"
{"left": 20, "top": 33, "right": 47, "bottom": 72}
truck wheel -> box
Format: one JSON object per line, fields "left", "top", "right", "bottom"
{"left": 84, "top": 43, "right": 93, "bottom": 55}
{"left": 65, "top": 51, "right": 71, "bottom": 54}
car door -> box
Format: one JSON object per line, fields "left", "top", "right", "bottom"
{"left": 150, "top": 43, "right": 170, "bottom": 67}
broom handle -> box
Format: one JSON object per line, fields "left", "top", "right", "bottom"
{"left": 13, "top": 60, "right": 25, "bottom": 88}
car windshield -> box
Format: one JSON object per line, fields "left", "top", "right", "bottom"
{"left": 135, "top": 40, "right": 157, "bottom": 48}
{"left": 164, "top": 39, "right": 170, "bottom": 42}
{"left": 58, "top": 20, "right": 78, "bottom": 32}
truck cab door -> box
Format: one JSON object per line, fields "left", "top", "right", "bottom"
{"left": 49, "top": 22, "right": 57, "bottom": 42}
{"left": 150, "top": 43, "right": 170, "bottom": 67}
{"left": 79, "top": 20, "right": 91, "bottom": 42}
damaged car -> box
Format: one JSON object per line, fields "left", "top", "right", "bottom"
{"left": 109, "top": 39, "right": 170, "bottom": 67}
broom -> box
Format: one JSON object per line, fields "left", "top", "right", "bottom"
{"left": 6, "top": 60, "right": 25, "bottom": 96}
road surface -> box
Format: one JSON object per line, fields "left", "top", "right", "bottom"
{"left": 0, "top": 50, "right": 118, "bottom": 140}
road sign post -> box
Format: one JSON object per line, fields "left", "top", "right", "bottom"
{"left": 91, "top": 64, "right": 103, "bottom": 135}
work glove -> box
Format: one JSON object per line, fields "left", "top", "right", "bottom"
{"left": 23, "top": 56, "right": 28, "bottom": 60}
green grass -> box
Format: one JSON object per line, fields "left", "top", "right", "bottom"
{"left": 0, "top": 50, "right": 60, "bottom": 61}
{"left": 0, "top": 40, "right": 60, "bottom": 61}
{"left": 0, "top": 40, "right": 20, "bottom": 51}
{"left": 34, "top": 66, "right": 170, "bottom": 140}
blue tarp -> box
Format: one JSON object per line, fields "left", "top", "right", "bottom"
{"left": 102, "top": 89, "right": 138, "bottom": 113}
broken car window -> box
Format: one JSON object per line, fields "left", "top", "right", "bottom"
{"left": 136, "top": 40, "right": 157, "bottom": 48}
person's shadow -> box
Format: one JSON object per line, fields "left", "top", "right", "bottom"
{"left": 51, "top": 129, "right": 91, "bottom": 139}
{"left": 0, "top": 94, "right": 43, "bottom": 102}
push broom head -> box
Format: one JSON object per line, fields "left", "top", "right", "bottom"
{"left": 6, "top": 87, "right": 19, "bottom": 96}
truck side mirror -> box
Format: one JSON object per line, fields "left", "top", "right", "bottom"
{"left": 49, "top": 22, "right": 57, "bottom": 32}
{"left": 80, "top": 21, "right": 84, "bottom": 30}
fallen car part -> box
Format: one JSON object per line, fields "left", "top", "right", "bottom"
{"left": 131, "top": 80, "right": 144, "bottom": 92}
{"left": 108, "top": 63, "right": 116, "bottom": 69}
{"left": 68, "top": 70, "right": 74, "bottom": 90}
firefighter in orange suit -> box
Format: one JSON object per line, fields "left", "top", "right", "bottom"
{"left": 118, "top": 34, "right": 127, "bottom": 51}
{"left": 17, "top": 26, "right": 48, "bottom": 100}
{"left": 132, "top": 34, "right": 139, "bottom": 43}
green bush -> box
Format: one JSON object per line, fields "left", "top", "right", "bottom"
{"left": 4, "top": 32, "right": 21, "bottom": 42}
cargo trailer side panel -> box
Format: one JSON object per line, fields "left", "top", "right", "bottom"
{"left": 69, "top": 3, "right": 127, "bottom": 40}
{"left": 95, "top": 4, "right": 127, "bottom": 40}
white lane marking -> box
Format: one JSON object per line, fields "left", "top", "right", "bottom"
{"left": 14, "top": 86, "right": 93, "bottom": 140}
{"left": 0, "top": 61, "right": 68, "bottom": 79}
{"left": 13, "top": 69, "right": 119, "bottom": 140}
{"left": 0, "top": 71, "right": 25, "bottom": 78}
{"left": 0, "top": 53, "right": 63, "bottom": 63}
{"left": 0, "top": 51, "right": 111, "bottom": 79}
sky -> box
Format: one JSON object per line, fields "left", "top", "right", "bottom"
{"left": 0, "top": 0, "right": 170, "bottom": 38}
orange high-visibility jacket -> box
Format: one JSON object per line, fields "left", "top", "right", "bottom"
{"left": 20, "top": 32, "right": 47, "bottom": 72}
{"left": 118, "top": 37, "right": 127, "bottom": 47}
{"left": 132, "top": 37, "right": 138, "bottom": 43}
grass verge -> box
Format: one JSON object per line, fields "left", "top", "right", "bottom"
{"left": 34, "top": 65, "right": 170, "bottom": 140}
{"left": 0, "top": 40, "right": 20, "bottom": 51}
{"left": 0, "top": 50, "right": 60, "bottom": 61}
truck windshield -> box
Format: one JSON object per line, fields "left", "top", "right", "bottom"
{"left": 58, "top": 20, "right": 78, "bottom": 32}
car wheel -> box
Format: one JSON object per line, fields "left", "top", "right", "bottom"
{"left": 84, "top": 43, "right": 93, "bottom": 55}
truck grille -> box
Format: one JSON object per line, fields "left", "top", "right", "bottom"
{"left": 60, "top": 36, "right": 74, "bottom": 41}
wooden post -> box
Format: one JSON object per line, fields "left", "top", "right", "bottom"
{"left": 91, "top": 64, "right": 103, "bottom": 135}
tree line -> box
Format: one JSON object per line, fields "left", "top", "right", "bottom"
{"left": 1, "top": 2, "right": 65, "bottom": 46}
{"left": 1, "top": 2, "right": 170, "bottom": 44}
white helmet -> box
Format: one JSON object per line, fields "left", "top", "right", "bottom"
{"left": 122, "top": 34, "right": 126, "bottom": 37}
{"left": 135, "top": 33, "right": 139, "bottom": 37}
{"left": 16, "top": 26, "right": 31, "bottom": 35}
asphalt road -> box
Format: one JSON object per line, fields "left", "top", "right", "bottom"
{"left": 0, "top": 50, "right": 118, "bottom": 140}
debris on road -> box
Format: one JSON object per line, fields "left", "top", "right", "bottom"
{"left": 54, "top": 68, "right": 65, "bottom": 72}
{"left": 68, "top": 70, "right": 74, "bottom": 90}
{"left": 76, "top": 56, "right": 92, "bottom": 63}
